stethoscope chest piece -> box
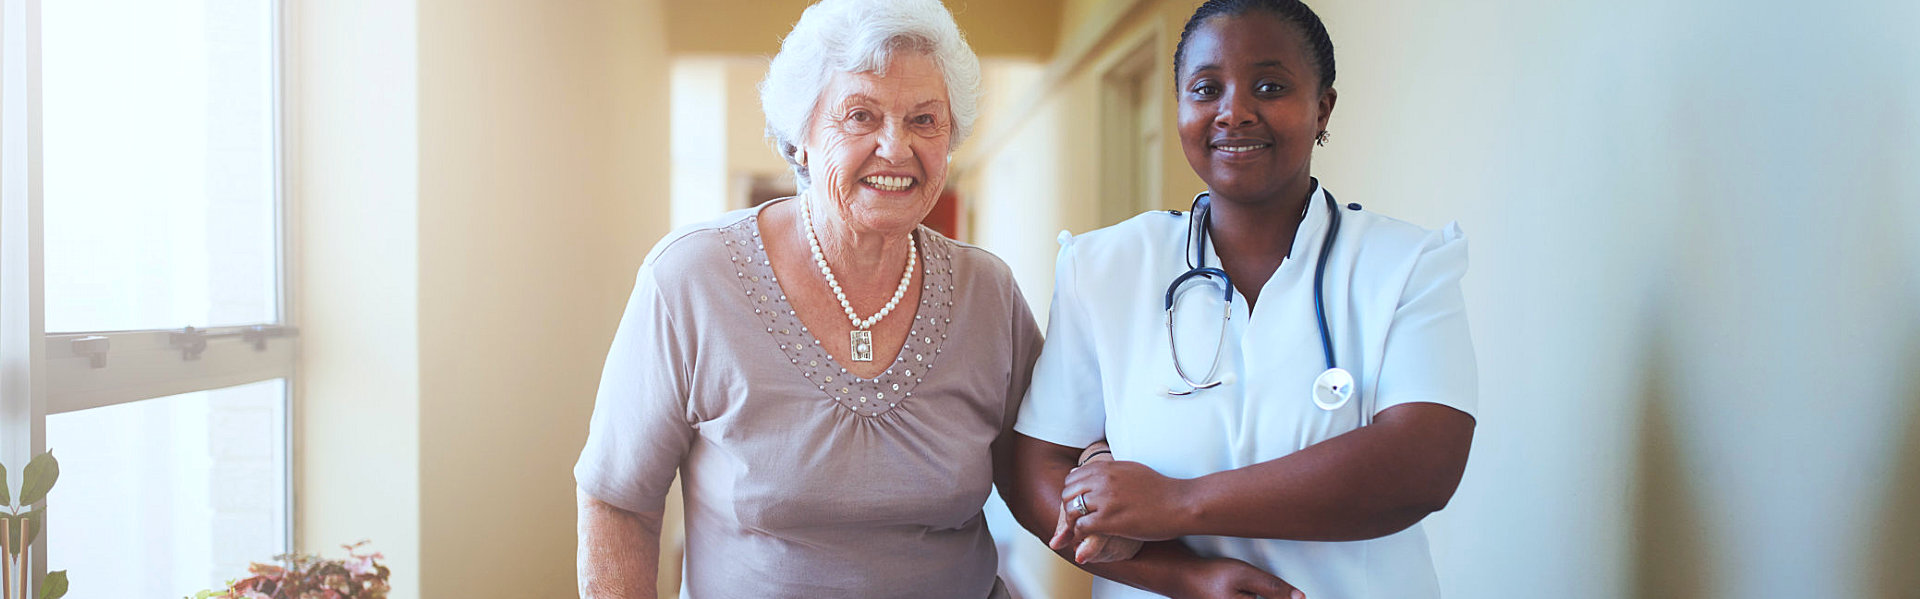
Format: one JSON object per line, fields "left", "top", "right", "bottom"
{"left": 1312, "top": 367, "right": 1355, "bottom": 411}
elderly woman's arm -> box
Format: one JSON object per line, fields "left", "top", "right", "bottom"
{"left": 577, "top": 488, "right": 661, "bottom": 599}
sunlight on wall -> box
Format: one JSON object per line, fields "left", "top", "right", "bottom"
{"left": 671, "top": 58, "right": 730, "bottom": 228}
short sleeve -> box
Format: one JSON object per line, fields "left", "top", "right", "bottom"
{"left": 1001, "top": 277, "right": 1045, "bottom": 436}
{"left": 1371, "top": 222, "right": 1478, "bottom": 418}
{"left": 573, "top": 263, "right": 697, "bottom": 514}
{"left": 1013, "top": 236, "right": 1108, "bottom": 448}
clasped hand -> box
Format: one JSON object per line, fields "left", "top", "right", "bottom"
{"left": 1049, "top": 459, "right": 1192, "bottom": 562}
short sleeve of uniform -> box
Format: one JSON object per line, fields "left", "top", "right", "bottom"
{"left": 573, "top": 262, "right": 697, "bottom": 514}
{"left": 1372, "top": 222, "right": 1478, "bottom": 418}
{"left": 1013, "top": 236, "right": 1107, "bottom": 448}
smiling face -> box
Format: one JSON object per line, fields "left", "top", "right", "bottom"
{"left": 801, "top": 52, "right": 953, "bottom": 236}
{"left": 1176, "top": 12, "right": 1335, "bottom": 205}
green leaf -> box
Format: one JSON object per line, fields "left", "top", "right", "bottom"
{"left": 0, "top": 460, "right": 11, "bottom": 507}
{"left": 19, "top": 452, "right": 57, "bottom": 507}
{"left": 38, "top": 570, "right": 68, "bottom": 599}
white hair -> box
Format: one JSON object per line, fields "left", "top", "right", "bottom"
{"left": 759, "top": 0, "right": 982, "bottom": 192}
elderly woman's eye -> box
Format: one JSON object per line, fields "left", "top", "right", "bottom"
{"left": 912, "top": 114, "right": 936, "bottom": 126}
{"left": 848, "top": 110, "right": 873, "bottom": 123}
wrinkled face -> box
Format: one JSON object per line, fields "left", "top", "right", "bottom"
{"left": 802, "top": 52, "right": 952, "bottom": 235}
{"left": 1176, "top": 13, "right": 1335, "bottom": 203}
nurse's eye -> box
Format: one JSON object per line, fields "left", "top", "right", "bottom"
{"left": 1256, "top": 81, "right": 1287, "bottom": 94}
{"left": 1189, "top": 83, "right": 1220, "bottom": 99}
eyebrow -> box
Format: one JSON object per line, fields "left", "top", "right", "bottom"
{"left": 1186, "top": 60, "right": 1293, "bottom": 77}
{"left": 839, "top": 93, "right": 948, "bottom": 112}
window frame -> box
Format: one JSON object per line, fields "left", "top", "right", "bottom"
{"left": 1, "top": 0, "right": 298, "bottom": 588}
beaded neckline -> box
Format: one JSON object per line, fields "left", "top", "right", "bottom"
{"left": 718, "top": 210, "right": 956, "bottom": 418}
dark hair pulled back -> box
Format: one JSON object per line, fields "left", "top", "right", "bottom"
{"left": 1174, "top": 0, "right": 1335, "bottom": 91}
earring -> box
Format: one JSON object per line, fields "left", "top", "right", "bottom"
{"left": 1315, "top": 130, "right": 1330, "bottom": 147}
{"left": 794, "top": 146, "right": 808, "bottom": 166}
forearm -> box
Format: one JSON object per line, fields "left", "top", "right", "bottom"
{"left": 1175, "top": 403, "right": 1475, "bottom": 541}
{"left": 1007, "top": 435, "right": 1202, "bottom": 596}
{"left": 577, "top": 488, "right": 663, "bottom": 599}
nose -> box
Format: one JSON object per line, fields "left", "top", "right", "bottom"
{"left": 876, "top": 119, "right": 914, "bottom": 164}
{"left": 1214, "top": 87, "right": 1257, "bottom": 130}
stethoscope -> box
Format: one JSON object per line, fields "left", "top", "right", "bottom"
{"left": 1164, "top": 185, "right": 1357, "bottom": 414}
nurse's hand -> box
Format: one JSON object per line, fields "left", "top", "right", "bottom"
{"left": 1059, "top": 460, "right": 1194, "bottom": 542}
{"left": 1178, "top": 557, "right": 1304, "bottom": 599}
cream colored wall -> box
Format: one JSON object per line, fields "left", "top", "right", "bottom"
{"left": 964, "top": 1, "right": 1920, "bottom": 598}
{"left": 1309, "top": 2, "right": 1920, "bottom": 597}
{"left": 293, "top": 1, "right": 423, "bottom": 597}
{"left": 671, "top": 56, "right": 792, "bottom": 228}
{"left": 297, "top": 0, "right": 671, "bottom": 597}
{"left": 723, "top": 57, "right": 794, "bottom": 204}
{"left": 415, "top": 0, "right": 669, "bottom": 597}
{"left": 663, "top": 0, "right": 1060, "bottom": 59}
{"left": 670, "top": 58, "right": 729, "bottom": 228}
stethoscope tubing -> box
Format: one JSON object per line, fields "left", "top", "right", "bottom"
{"left": 1164, "top": 183, "right": 1363, "bottom": 418}
{"left": 1171, "top": 189, "right": 1342, "bottom": 372}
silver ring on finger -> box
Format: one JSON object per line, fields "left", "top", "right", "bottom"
{"left": 1072, "top": 493, "right": 1090, "bottom": 516}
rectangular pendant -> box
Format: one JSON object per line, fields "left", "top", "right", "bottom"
{"left": 849, "top": 330, "right": 874, "bottom": 362}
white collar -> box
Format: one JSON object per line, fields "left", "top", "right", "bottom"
{"left": 1198, "top": 182, "right": 1332, "bottom": 272}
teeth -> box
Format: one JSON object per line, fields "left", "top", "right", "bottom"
{"left": 862, "top": 175, "right": 915, "bottom": 191}
{"left": 1217, "top": 144, "right": 1270, "bottom": 153}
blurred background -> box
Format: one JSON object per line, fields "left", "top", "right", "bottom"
{"left": 7, "top": 0, "right": 1916, "bottom": 597}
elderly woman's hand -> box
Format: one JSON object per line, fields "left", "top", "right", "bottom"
{"left": 1046, "top": 443, "right": 1143, "bottom": 563}
{"left": 1056, "top": 459, "right": 1195, "bottom": 546}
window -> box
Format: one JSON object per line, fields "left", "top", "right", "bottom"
{"left": 2, "top": 0, "right": 294, "bottom": 596}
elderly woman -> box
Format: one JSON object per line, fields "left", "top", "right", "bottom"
{"left": 574, "top": 0, "right": 1039, "bottom": 597}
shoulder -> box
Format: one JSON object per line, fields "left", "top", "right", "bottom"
{"left": 641, "top": 207, "right": 761, "bottom": 279}
{"left": 1342, "top": 207, "right": 1467, "bottom": 260}
{"left": 1336, "top": 204, "right": 1470, "bottom": 304}
{"left": 1054, "top": 210, "right": 1188, "bottom": 275}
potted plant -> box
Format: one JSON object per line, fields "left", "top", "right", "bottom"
{"left": 0, "top": 451, "right": 68, "bottom": 599}
{"left": 190, "top": 541, "right": 390, "bottom": 599}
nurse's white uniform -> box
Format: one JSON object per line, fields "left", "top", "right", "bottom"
{"left": 1014, "top": 184, "right": 1477, "bottom": 599}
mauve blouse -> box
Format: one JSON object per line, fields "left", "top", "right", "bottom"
{"left": 575, "top": 201, "right": 1041, "bottom": 598}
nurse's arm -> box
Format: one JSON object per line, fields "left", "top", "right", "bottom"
{"left": 577, "top": 487, "right": 661, "bottom": 599}
{"left": 1069, "top": 402, "right": 1475, "bottom": 542}
{"left": 1010, "top": 434, "right": 1301, "bottom": 597}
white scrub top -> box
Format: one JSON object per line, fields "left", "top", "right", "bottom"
{"left": 1014, "top": 184, "right": 1477, "bottom": 599}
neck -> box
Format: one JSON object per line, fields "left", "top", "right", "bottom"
{"left": 1206, "top": 178, "right": 1315, "bottom": 264}
{"left": 797, "top": 194, "right": 915, "bottom": 290}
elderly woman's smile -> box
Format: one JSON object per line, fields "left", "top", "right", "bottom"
{"left": 801, "top": 51, "right": 953, "bottom": 235}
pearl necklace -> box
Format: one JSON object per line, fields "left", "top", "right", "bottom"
{"left": 801, "top": 199, "right": 915, "bottom": 361}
